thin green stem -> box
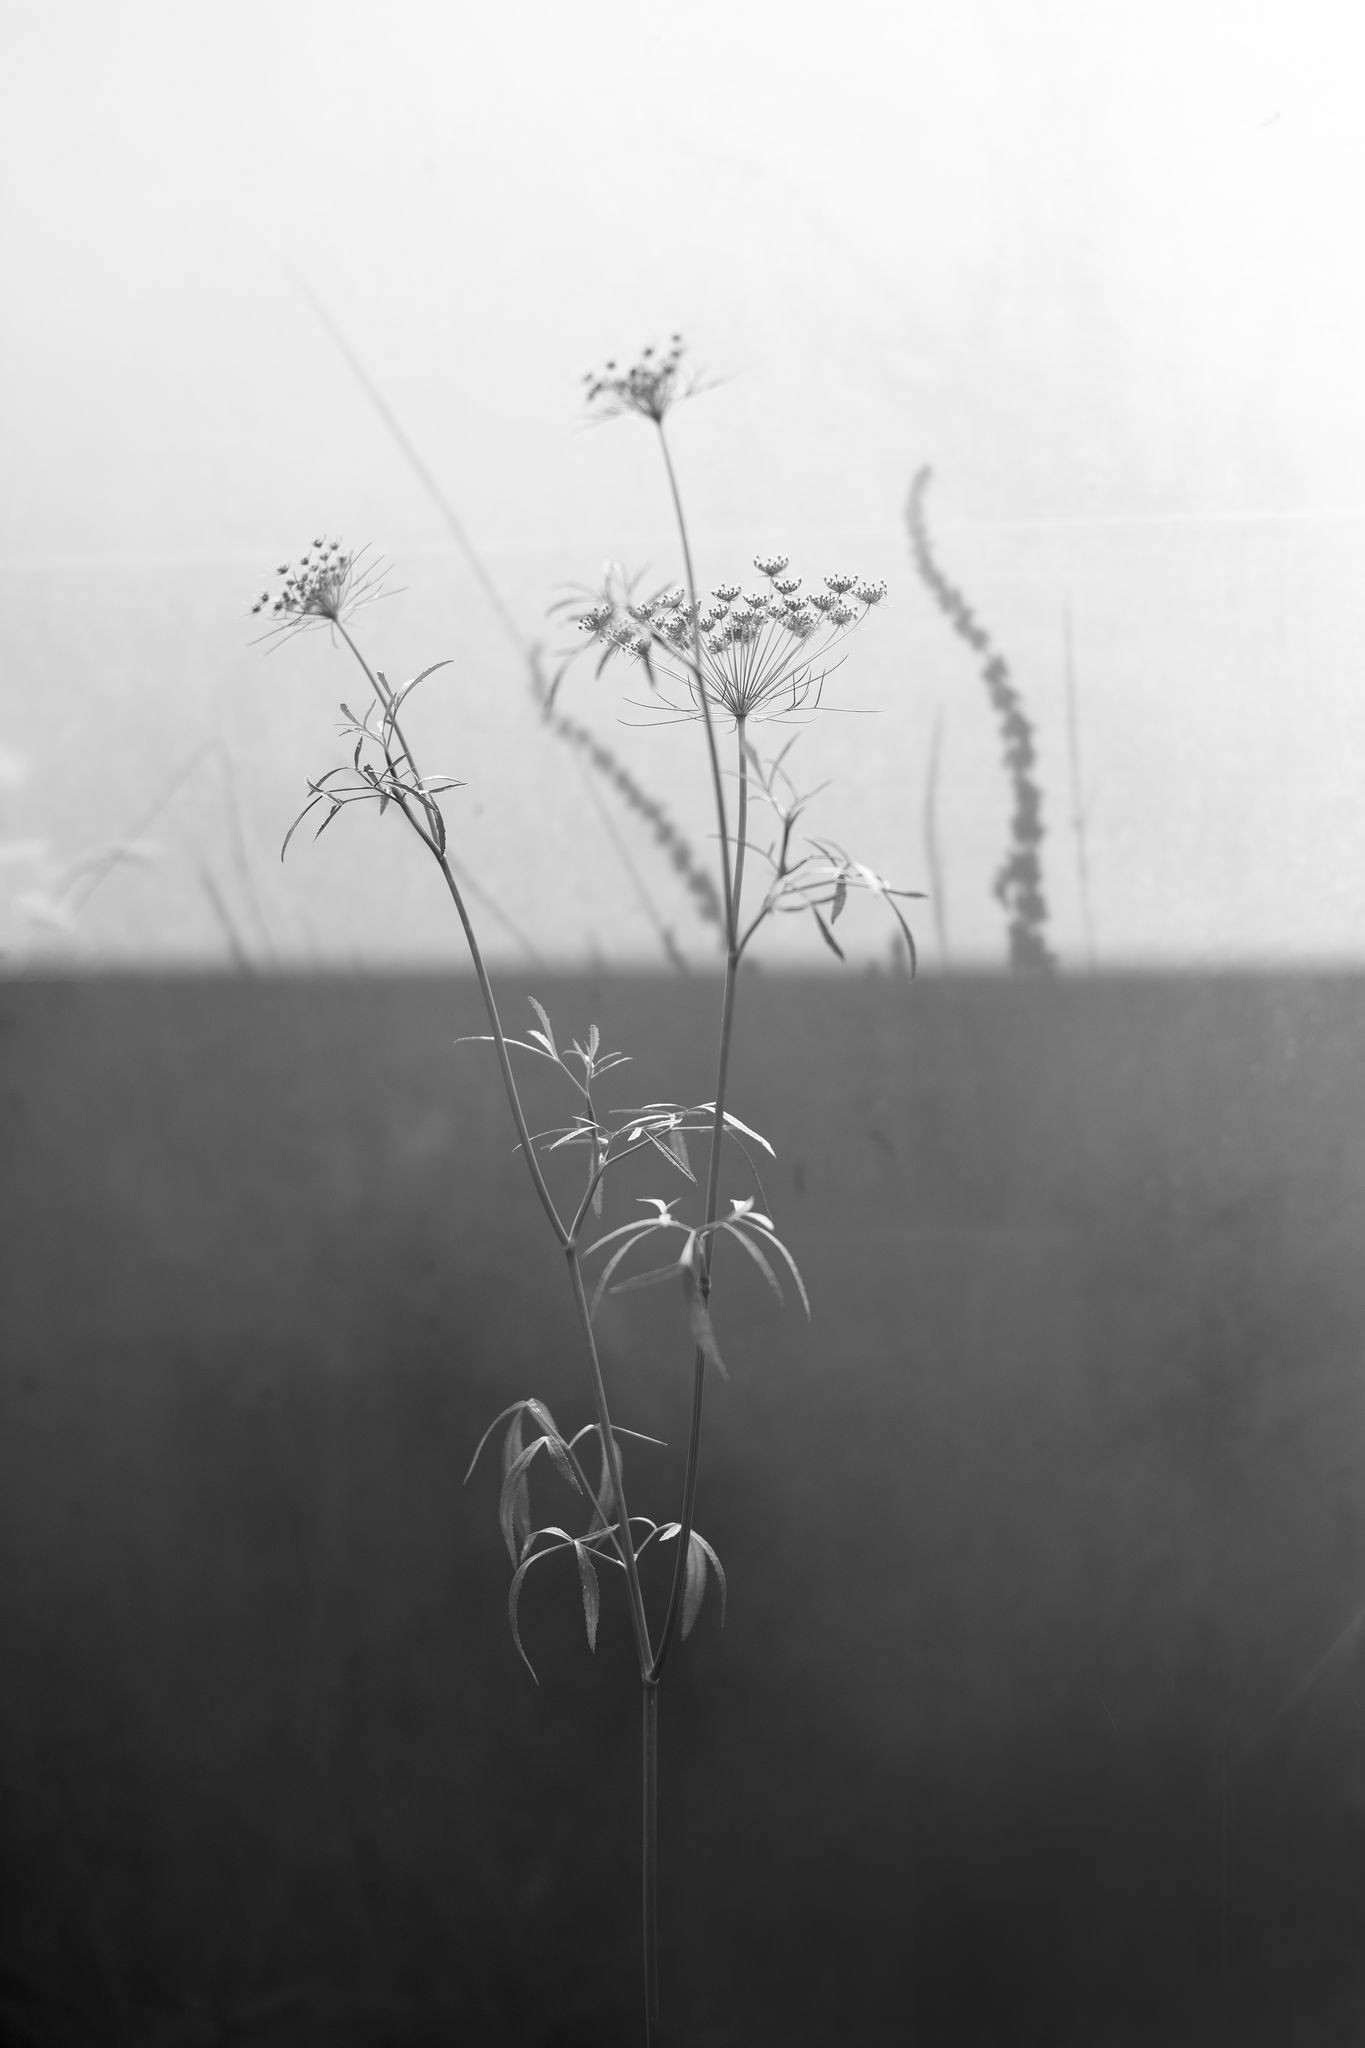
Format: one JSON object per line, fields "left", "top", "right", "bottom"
{"left": 563, "top": 1248, "right": 654, "bottom": 1675}
{"left": 642, "top": 1679, "right": 660, "bottom": 2042}
{"left": 431, "top": 856, "right": 569, "bottom": 1248}
{"left": 334, "top": 620, "right": 568, "bottom": 1248}
{"left": 339, "top": 622, "right": 654, "bottom": 1662}
{"left": 656, "top": 422, "right": 735, "bottom": 950}
{"left": 649, "top": 725, "right": 748, "bottom": 1685}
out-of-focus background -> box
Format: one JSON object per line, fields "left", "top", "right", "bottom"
{"left": 3, "top": 0, "right": 1363, "bottom": 971}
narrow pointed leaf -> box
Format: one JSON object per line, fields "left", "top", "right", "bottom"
{"left": 681, "top": 1530, "right": 710, "bottom": 1639}
{"left": 502, "top": 1408, "right": 531, "bottom": 1557}
{"left": 697, "top": 1107, "right": 776, "bottom": 1157}
{"left": 588, "top": 1225, "right": 668, "bottom": 1317}
{"left": 574, "top": 1541, "right": 601, "bottom": 1652}
{"left": 744, "top": 1219, "right": 812, "bottom": 1317}
{"left": 667, "top": 1127, "right": 693, "bottom": 1177}
{"left": 719, "top": 1220, "right": 785, "bottom": 1303}
{"left": 594, "top": 1427, "right": 618, "bottom": 1524}
{"left": 527, "top": 998, "right": 559, "bottom": 1063}
{"left": 692, "top": 1531, "right": 727, "bottom": 1628}
{"left": 390, "top": 659, "right": 454, "bottom": 716}
{"left": 608, "top": 1259, "right": 684, "bottom": 1297}
{"left": 506, "top": 1538, "right": 572, "bottom": 1684}
{"left": 812, "top": 907, "right": 845, "bottom": 959}
{"left": 464, "top": 1400, "right": 531, "bottom": 1485}
{"left": 281, "top": 796, "right": 326, "bottom": 861}
{"left": 524, "top": 1400, "right": 583, "bottom": 1495}
{"left": 645, "top": 1130, "right": 694, "bottom": 1179}
{"left": 499, "top": 1440, "right": 545, "bottom": 1563}
{"left": 312, "top": 801, "right": 345, "bottom": 842}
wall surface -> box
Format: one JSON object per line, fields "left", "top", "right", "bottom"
{"left": 3, "top": 972, "right": 1365, "bottom": 2046}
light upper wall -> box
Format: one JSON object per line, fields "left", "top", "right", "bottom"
{"left": 1, "top": 0, "right": 1361, "bottom": 969}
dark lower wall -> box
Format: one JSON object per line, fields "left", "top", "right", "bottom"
{"left": 3, "top": 972, "right": 1365, "bottom": 2048}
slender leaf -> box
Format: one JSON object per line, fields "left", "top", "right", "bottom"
{"left": 281, "top": 795, "right": 327, "bottom": 861}
{"left": 506, "top": 1534, "right": 574, "bottom": 1684}
{"left": 594, "top": 1426, "right": 617, "bottom": 1523}
{"left": 589, "top": 1226, "right": 665, "bottom": 1318}
{"left": 697, "top": 1106, "right": 776, "bottom": 1157}
{"left": 502, "top": 1408, "right": 531, "bottom": 1558}
{"left": 499, "top": 1440, "right": 545, "bottom": 1564}
{"left": 812, "top": 907, "right": 845, "bottom": 959}
{"left": 574, "top": 1541, "right": 601, "bottom": 1651}
{"left": 608, "top": 1259, "right": 687, "bottom": 1297}
{"left": 464, "top": 1400, "right": 531, "bottom": 1484}
{"left": 656, "top": 1526, "right": 727, "bottom": 1637}
{"left": 645, "top": 1129, "right": 695, "bottom": 1179}
{"left": 718, "top": 1219, "right": 785, "bottom": 1303}
{"left": 682, "top": 1530, "right": 708, "bottom": 1639}
{"left": 743, "top": 1219, "right": 812, "bottom": 1317}
{"left": 587, "top": 1206, "right": 678, "bottom": 1253}
{"left": 524, "top": 1400, "right": 583, "bottom": 1494}
{"left": 527, "top": 998, "right": 559, "bottom": 1063}
{"left": 389, "top": 658, "right": 454, "bottom": 718}
{"left": 691, "top": 1531, "right": 727, "bottom": 1628}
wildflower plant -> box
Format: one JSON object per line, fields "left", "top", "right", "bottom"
{"left": 259, "top": 337, "right": 918, "bottom": 2045}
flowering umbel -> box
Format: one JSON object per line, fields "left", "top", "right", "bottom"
{"left": 556, "top": 556, "right": 887, "bottom": 725}
{"left": 249, "top": 540, "right": 392, "bottom": 646}
{"left": 582, "top": 336, "right": 696, "bottom": 424}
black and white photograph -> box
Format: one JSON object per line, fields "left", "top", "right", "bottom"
{"left": 3, "top": 2, "right": 1364, "bottom": 2040}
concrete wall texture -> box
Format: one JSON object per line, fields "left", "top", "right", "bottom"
{"left": 3, "top": 972, "right": 1365, "bottom": 2046}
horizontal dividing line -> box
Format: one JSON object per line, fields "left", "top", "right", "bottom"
{"left": 5, "top": 507, "right": 1365, "bottom": 575}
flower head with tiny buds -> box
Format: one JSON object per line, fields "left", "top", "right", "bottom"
{"left": 249, "top": 540, "right": 393, "bottom": 648}
{"left": 553, "top": 557, "right": 887, "bottom": 726}
{"left": 582, "top": 336, "right": 703, "bottom": 425}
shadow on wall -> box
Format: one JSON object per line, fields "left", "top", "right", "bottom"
{"left": 3, "top": 972, "right": 1365, "bottom": 2047}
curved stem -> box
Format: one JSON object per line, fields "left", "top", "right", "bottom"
{"left": 329, "top": 612, "right": 660, "bottom": 2034}
{"left": 335, "top": 620, "right": 568, "bottom": 1248}
{"left": 432, "top": 856, "right": 569, "bottom": 1248}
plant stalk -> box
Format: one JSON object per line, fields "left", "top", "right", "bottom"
{"left": 336, "top": 620, "right": 569, "bottom": 1249}
{"left": 648, "top": 724, "right": 748, "bottom": 1685}
{"left": 643, "top": 1678, "right": 660, "bottom": 2042}
{"left": 655, "top": 422, "right": 735, "bottom": 953}
{"left": 337, "top": 619, "right": 652, "bottom": 1645}
{"left": 563, "top": 1248, "right": 654, "bottom": 1673}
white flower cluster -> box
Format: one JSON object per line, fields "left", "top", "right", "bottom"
{"left": 574, "top": 557, "right": 887, "bottom": 722}
{"left": 582, "top": 336, "right": 689, "bottom": 424}
{"left": 250, "top": 542, "right": 391, "bottom": 643}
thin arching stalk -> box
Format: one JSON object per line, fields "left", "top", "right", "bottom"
{"left": 334, "top": 625, "right": 567, "bottom": 1243}
{"left": 332, "top": 619, "right": 657, "bottom": 1674}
